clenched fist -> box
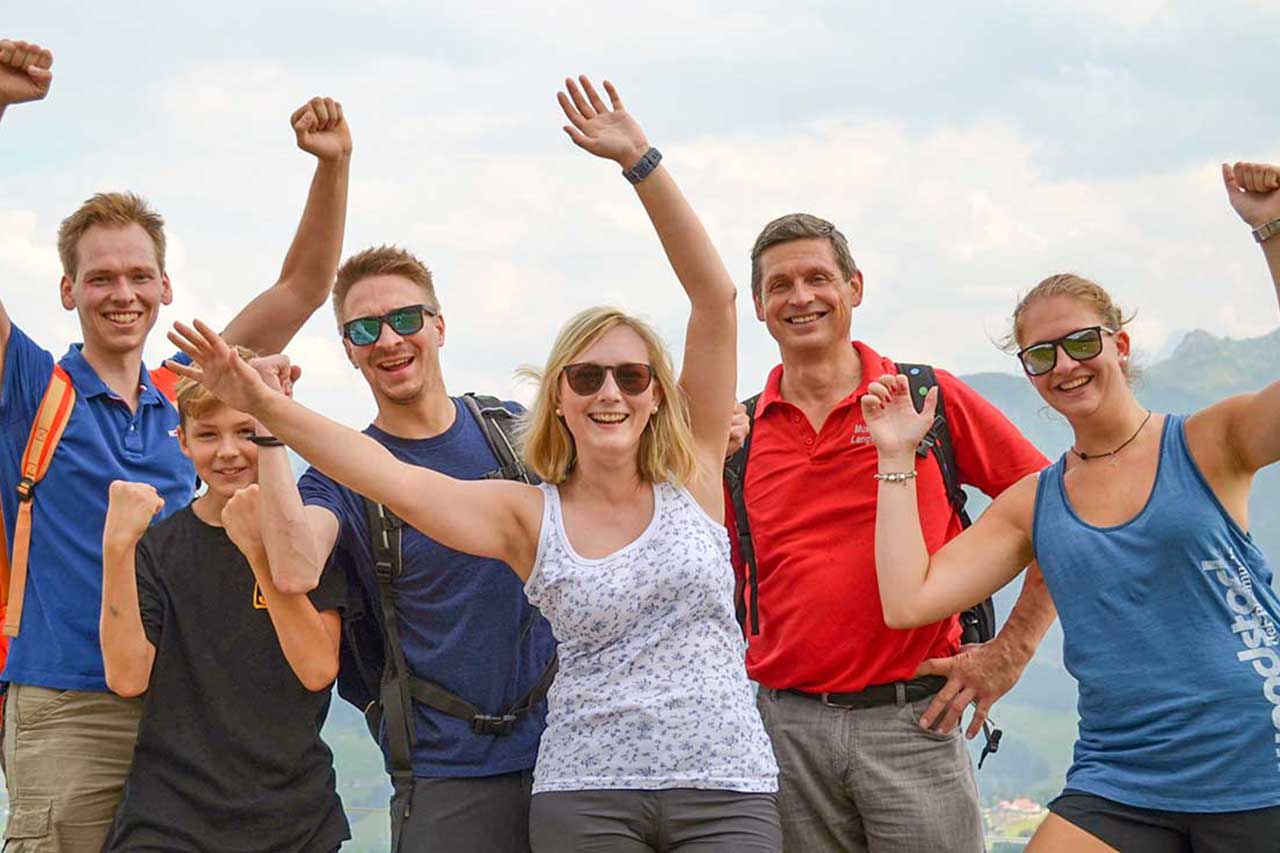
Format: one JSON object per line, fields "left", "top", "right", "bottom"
{"left": 0, "top": 39, "right": 53, "bottom": 108}
{"left": 291, "top": 96, "right": 352, "bottom": 163}
{"left": 222, "top": 484, "right": 265, "bottom": 560}
{"left": 104, "top": 481, "right": 164, "bottom": 548}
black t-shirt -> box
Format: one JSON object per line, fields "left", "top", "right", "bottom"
{"left": 104, "top": 504, "right": 350, "bottom": 852}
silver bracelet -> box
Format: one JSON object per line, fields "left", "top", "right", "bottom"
{"left": 1253, "top": 217, "right": 1280, "bottom": 244}
{"left": 873, "top": 470, "right": 918, "bottom": 484}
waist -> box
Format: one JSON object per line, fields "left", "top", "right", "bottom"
{"left": 782, "top": 675, "right": 946, "bottom": 710}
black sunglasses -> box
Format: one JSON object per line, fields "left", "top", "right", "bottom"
{"left": 342, "top": 304, "right": 437, "bottom": 347}
{"left": 1017, "top": 326, "right": 1116, "bottom": 376}
{"left": 562, "top": 362, "right": 654, "bottom": 396}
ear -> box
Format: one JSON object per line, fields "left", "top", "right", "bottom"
{"left": 1114, "top": 329, "right": 1131, "bottom": 361}
{"left": 433, "top": 311, "right": 446, "bottom": 349}
{"left": 160, "top": 272, "right": 173, "bottom": 306}
{"left": 342, "top": 337, "right": 358, "bottom": 369}
{"left": 176, "top": 425, "right": 192, "bottom": 459}
{"left": 847, "top": 269, "right": 865, "bottom": 308}
{"left": 752, "top": 291, "right": 766, "bottom": 323}
{"left": 60, "top": 275, "right": 76, "bottom": 310}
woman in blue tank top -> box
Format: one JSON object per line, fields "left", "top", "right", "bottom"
{"left": 861, "top": 160, "right": 1280, "bottom": 852}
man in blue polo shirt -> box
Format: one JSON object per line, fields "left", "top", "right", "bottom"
{"left": 0, "top": 38, "right": 354, "bottom": 851}
{"left": 296, "top": 245, "right": 557, "bottom": 852}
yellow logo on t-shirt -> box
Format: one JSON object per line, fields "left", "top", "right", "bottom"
{"left": 252, "top": 582, "right": 268, "bottom": 610}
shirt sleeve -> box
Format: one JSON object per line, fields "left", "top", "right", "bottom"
{"left": 134, "top": 533, "right": 167, "bottom": 647}
{"left": 0, "top": 324, "right": 55, "bottom": 429}
{"left": 306, "top": 556, "right": 348, "bottom": 614}
{"left": 935, "top": 369, "right": 1050, "bottom": 498}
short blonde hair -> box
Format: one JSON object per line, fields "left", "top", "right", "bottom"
{"left": 1002, "top": 273, "right": 1137, "bottom": 377}
{"left": 57, "top": 192, "right": 166, "bottom": 280}
{"left": 518, "top": 307, "right": 699, "bottom": 486}
{"left": 333, "top": 245, "right": 438, "bottom": 323}
{"left": 175, "top": 345, "right": 258, "bottom": 428}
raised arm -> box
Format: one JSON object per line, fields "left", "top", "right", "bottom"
{"left": 862, "top": 374, "right": 1037, "bottom": 628}
{"left": 167, "top": 321, "right": 543, "bottom": 577}
{"left": 100, "top": 481, "right": 163, "bottom": 698}
{"left": 219, "top": 97, "right": 352, "bottom": 355}
{"left": 1192, "top": 162, "right": 1280, "bottom": 478}
{"left": 0, "top": 39, "right": 54, "bottom": 381}
{"left": 558, "top": 77, "right": 737, "bottom": 480}
{"left": 220, "top": 485, "right": 339, "bottom": 691}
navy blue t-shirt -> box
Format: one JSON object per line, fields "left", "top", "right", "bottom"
{"left": 298, "top": 397, "right": 556, "bottom": 779}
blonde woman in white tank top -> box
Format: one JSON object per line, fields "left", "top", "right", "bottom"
{"left": 170, "top": 75, "right": 780, "bottom": 852}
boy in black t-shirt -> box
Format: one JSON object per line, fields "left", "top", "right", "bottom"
{"left": 99, "top": 351, "right": 349, "bottom": 852}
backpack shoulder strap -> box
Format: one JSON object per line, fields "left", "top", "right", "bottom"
{"left": 361, "top": 498, "right": 416, "bottom": 794}
{"left": 2, "top": 365, "right": 77, "bottom": 637}
{"left": 896, "top": 363, "right": 970, "bottom": 525}
{"left": 724, "top": 394, "right": 761, "bottom": 635}
{"left": 462, "top": 393, "right": 535, "bottom": 484}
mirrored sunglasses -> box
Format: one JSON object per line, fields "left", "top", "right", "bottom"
{"left": 1017, "top": 326, "right": 1115, "bottom": 376}
{"left": 342, "top": 304, "right": 437, "bottom": 347}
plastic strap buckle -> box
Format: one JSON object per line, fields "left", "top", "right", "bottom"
{"left": 471, "top": 714, "right": 519, "bottom": 736}
{"left": 15, "top": 476, "right": 35, "bottom": 502}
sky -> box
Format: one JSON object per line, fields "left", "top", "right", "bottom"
{"left": 3, "top": 1, "right": 1278, "bottom": 425}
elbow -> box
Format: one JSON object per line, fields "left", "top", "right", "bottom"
{"left": 105, "top": 666, "right": 149, "bottom": 698}
{"left": 299, "top": 659, "right": 339, "bottom": 693}
{"left": 271, "top": 566, "right": 320, "bottom": 596}
{"left": 881, "top": 601, "right": 927, "bottom": 631}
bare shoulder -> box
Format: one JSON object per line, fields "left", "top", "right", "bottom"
{"left": 986, "top": 470, "right": 1041, "bottom": 532}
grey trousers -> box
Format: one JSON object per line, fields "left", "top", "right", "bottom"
{"left": 529, "top": 788, "right": 782, "bottom": 852}
{"left": 392, "top": 769, "right": 534, "bottom": 852}
{"left": 756, "top": 687, "right": 984, "bottom": 853}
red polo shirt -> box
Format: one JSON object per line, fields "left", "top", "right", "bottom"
{"left": 728, "top": 340, "right": 1047, "bottom": 693}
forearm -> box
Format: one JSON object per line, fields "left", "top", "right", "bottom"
{"left": 1263, "top": 236, "right": 1280, "bottom": 312}
{"left": 220, "top": 155, "right": 350, "bottom": 354}
{"left": 633, "top": 165, "right": 736, "bottom": 309}
{"left": 257, "top": 443, "right": 322, "bottom": 595}
{"left": 243, "top": 548, "right": 338, "bottom": 692}
{"left": 874, "top": 452, "right": 933, "bottom": 627}
{"left": 100, "top": 538, "right": 155, "bottom": 697}
{"left": 990, "top": 562, "right": 1056, "bottom": 666}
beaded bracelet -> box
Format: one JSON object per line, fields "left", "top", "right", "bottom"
{"left": 873, "top": 471, "right": 918, "bottom": 484}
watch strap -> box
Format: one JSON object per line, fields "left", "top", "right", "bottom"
{"left": 1253, "top": 217, "right": 1280, "bottom": 244}
{"left": 622, "top": 147, "right": 662, "bottom": 184}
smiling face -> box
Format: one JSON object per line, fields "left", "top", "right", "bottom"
{"left": 178, "top": 402, "right": 259, "bottom": 501}
{"left": 556, "top": 324, "right": 662, "bottom": 465}
{"left": 1017, "top": 294, "right": 1131, "bottom": 420}
{"left": 60, "top": 223, "right": 171, "bottom": 359}
{"left": 753, "top": 237, "right": 863, "bottom": 356}
{"left": 339, "top": 274, "right": 444, "bottom": 407}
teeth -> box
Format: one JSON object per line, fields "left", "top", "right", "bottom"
{"left": 590, "top": 413, "right": 627, "bottom": 423}
{"left": 105, "top": 312, "right": 141, "bottom": 323}
{"left": 786, "top": 313, "right": 822, "bottom": 325}
{"left": 1060, "top": 377, "right": 1090, "bottom": 391}
{"left": 380, "top": 357, "right": 412, "bottom": 370}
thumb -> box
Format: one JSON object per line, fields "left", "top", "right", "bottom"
{"left": 294, "top": 113, "right": 317, "bottom": 135}
{"left": 1222, "top": 162, "right": 1241, "bottom": 195}
{"left": 26, "top": 66, "right": 52, "bottom": 85}
{"left": 914, "top": 656, "right": 950, "bottom": 678}
{"left": 922, "top": 384, "right": 939, "bottom": 420}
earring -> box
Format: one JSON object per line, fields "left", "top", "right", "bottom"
{"left": 652, "top": 406, "right": 659, "bottom": 414}
{"left": 555, "top": 408, "right": 563, "bottom": 416}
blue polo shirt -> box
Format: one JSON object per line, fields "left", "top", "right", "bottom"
{"left": 1, "top": 325, "right": 194, "bottom": 692}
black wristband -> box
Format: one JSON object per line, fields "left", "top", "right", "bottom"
{"left": 622, "top": 147, "right": 662, "bottom": 184}
{"left": 247, "top": 435, "right": 286, "bottom": 447}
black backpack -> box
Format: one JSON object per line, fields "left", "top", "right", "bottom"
{"left": 335, "top": 394, "right": 558, "bottom": 796}
{"left": 723, "top": 364, "right": 1001, "bottom": 763}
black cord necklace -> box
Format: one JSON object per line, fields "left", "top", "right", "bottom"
{"left": 1071, "top": 410, "right": 1153, "bottom": 462}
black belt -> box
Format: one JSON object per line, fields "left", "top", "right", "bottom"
{"left": 784, "top": 675, "right": 946, "bottom": 710}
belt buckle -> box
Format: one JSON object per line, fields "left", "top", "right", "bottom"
{"left": 820, "top": 692, "right": 851, "bottom": 709}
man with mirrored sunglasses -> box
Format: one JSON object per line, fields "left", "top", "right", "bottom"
{"left": 292, "top": 245, "right": 556, "bottom": 852}
{"left": 726, "top": 212, "right": 1057, "bottom": 853}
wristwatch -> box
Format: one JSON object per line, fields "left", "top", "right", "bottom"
{"left": 1253, "top": 217, "right": 1280, "bottom": 244}
{"left": 622, "top": 147, "right": 662, "bottom": 184}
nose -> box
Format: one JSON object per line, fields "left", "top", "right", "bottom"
{"left": 216, "top": 433, "right": 244, "bottom": 458}
{"left": 788, "top": 279, "right": 814, "bottom": 305}
{"left": 596, "top": 369, "right": 624, "bottom": 400}
{"left": 107, "top": 275, "right": 136, "bottom": 303}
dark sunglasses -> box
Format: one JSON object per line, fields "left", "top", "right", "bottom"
{"left": 562, "top": 362, "right": 654, "bottom": 396}
{"left": 342, "top": 304, "right": 437, "bottom": 347}
{"left": 1017, "top": 326, "right": 1116, "bottom": 376}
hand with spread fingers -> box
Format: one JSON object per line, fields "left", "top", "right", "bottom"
{"left": 1223, "top": 161, "right": 1280, "bottom": 229}
{"left": 557, "top": 75, "right": 651, "bottom": 170}
{"left": 860, "top": 373, "right": 937, "bottom": 461}
{"left": 914, "top": 640, "right": 1023, "bottom": 738}
{"left": 0, "top": 38, "right": 53, "bottom": 109}
{"left": 167, "top": 320, "right": 278, "bottom": 415}
{"left": 247, "top": 353, "right": 301, "bottom": 398}
{"left": 291, "top": 95, "right": 352, "bottom": 163}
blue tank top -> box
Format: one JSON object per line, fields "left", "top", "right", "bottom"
{"left": 1033, "top": 414, "right": 1280, "bottom": 812}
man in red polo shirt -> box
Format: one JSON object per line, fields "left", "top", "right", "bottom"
{"left": 730, "top": 213, "right": 1056, "bottom": 852}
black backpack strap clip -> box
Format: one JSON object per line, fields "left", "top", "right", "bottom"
{"left": 461, "top": 393, "right": 537, "bottom": 485}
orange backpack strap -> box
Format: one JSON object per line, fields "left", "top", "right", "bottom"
{"left": 1, "top": 365, "right": 77, "bottom": 637}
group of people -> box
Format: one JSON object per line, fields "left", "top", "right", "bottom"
{"left": 1, "top": 36, "right": 1279, "bottom": 853}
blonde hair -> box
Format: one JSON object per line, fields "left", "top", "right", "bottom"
{"left": 57, "top": 192, "right": 166, "bottom": 280}
{"left": 518, "top": 307, "right": 699, "bottom": 486}
{"left": 1002, "top": 273, "right": 1137, "bottom": 378}
{"left": 175, "top": 345, "right": 258, "bottom": 428}
{"left": 333, "top": 245, "right": 438, "bottom": 323}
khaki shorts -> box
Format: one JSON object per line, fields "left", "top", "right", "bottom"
{"left": 2, "top": 684, "right": 142, "bottom": 853}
